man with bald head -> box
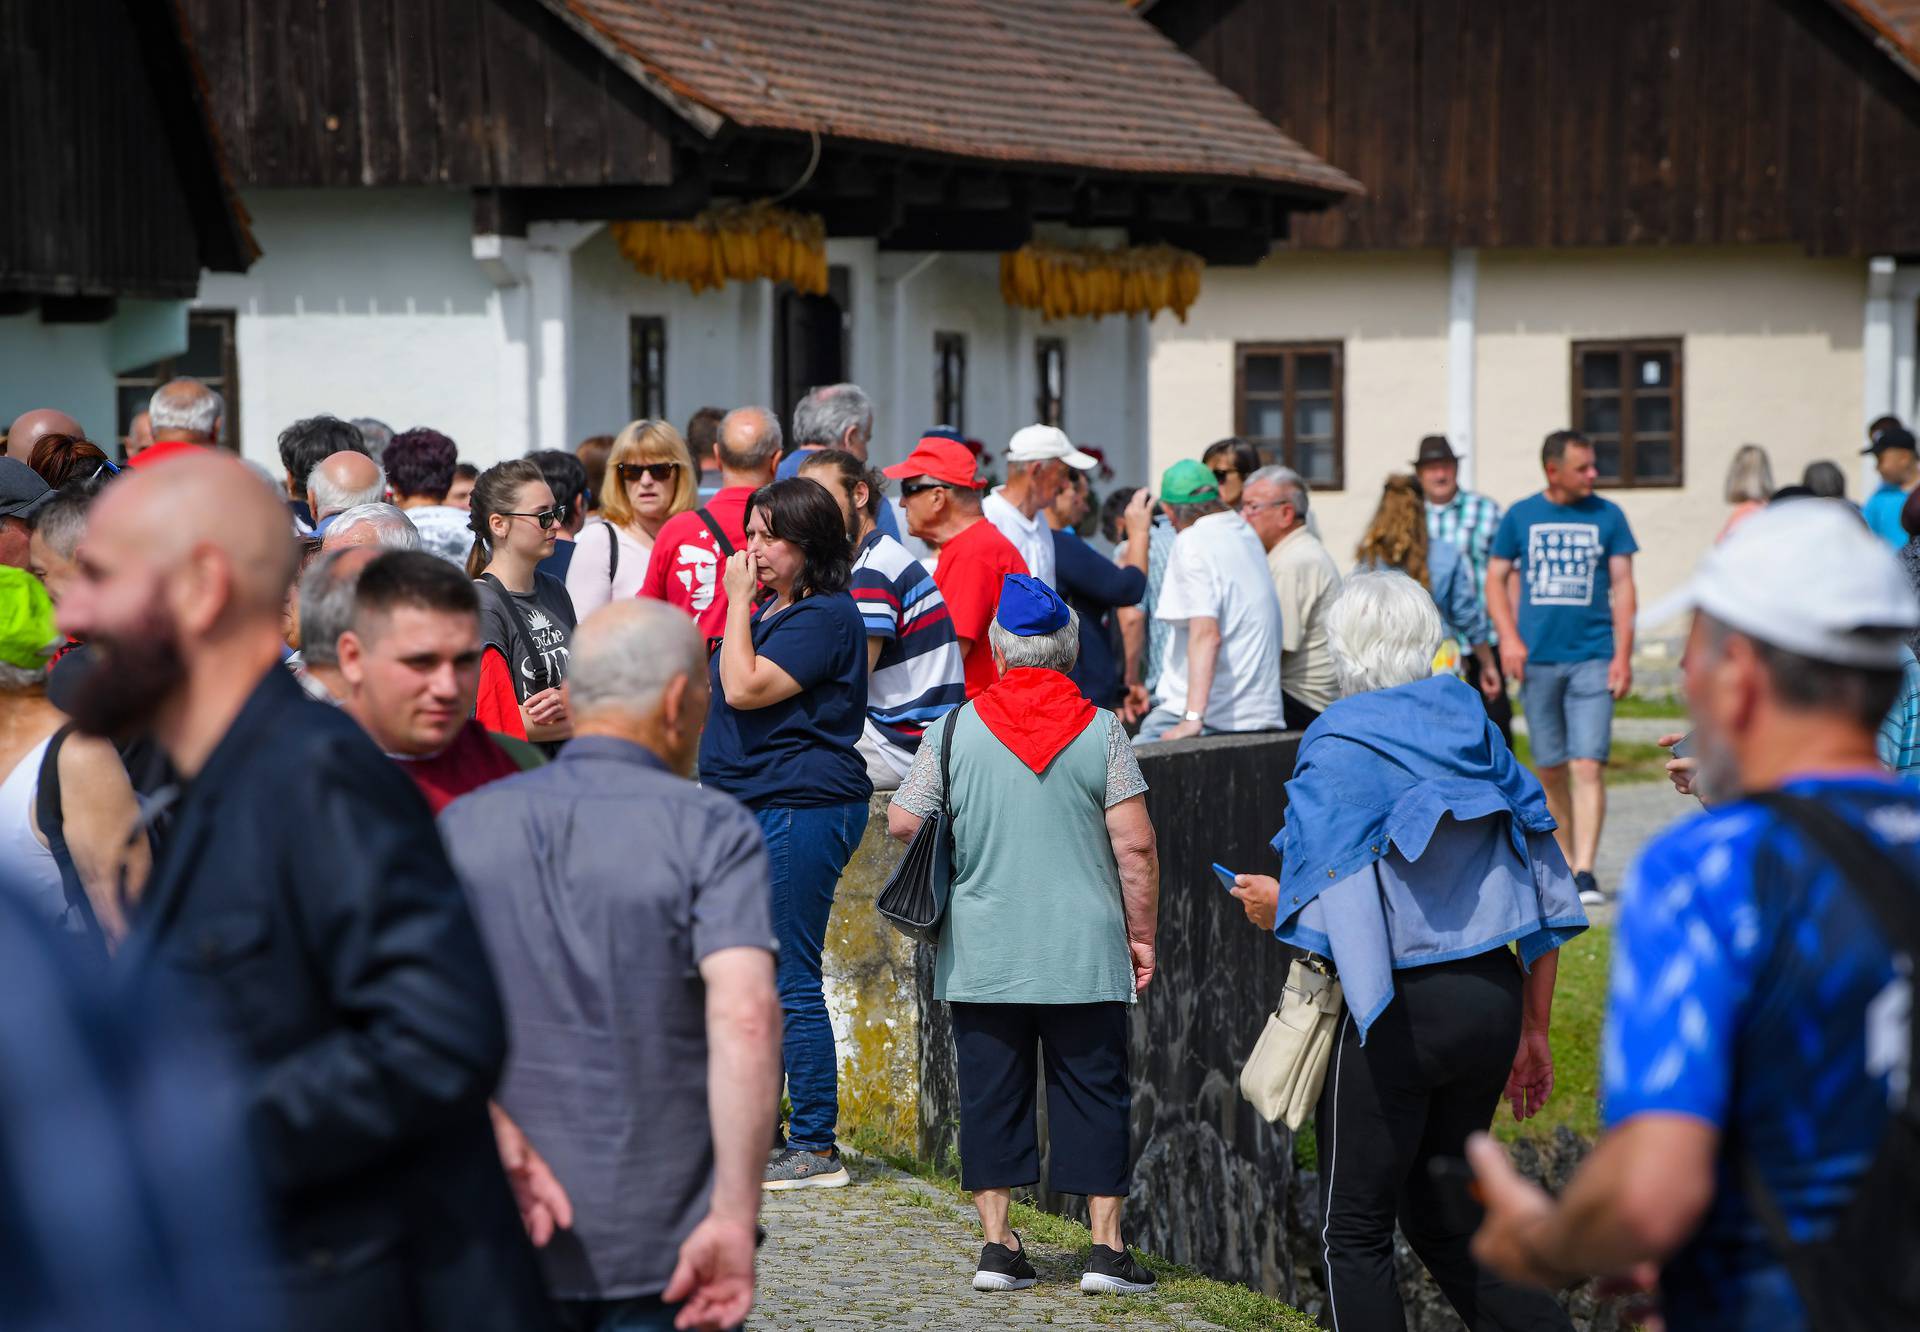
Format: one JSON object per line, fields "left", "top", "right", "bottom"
{"left": 6, "top": 407, "right": 83, "bottom": 463}
{"left": 56, "top": 454, "right": 551, "bottom": 1331}
{"left": 309, "top": 450, "right": 387, "bottom": 533}
{"left": 126, "top": 378, "right": 225, "bottom": 471}
{"left": 443, "top": 600, "right": 779, "bottom": 1332}
{"left": 638, "top": 404, "right": 782, "bottom": 638}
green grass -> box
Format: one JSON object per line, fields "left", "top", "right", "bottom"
{"left": 1609, "top": 693, "right": 1687, "bottom": 719}
{"left": 1494, "top": 924, "right": 1609, "bottom": 1145}
{"left": 1513, "top": 731, "right": 1674, "bottom": 785}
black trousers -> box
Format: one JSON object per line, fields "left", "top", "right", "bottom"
{"left": 950, "top": 1001, "right": 1131, "bottom": 1197}
{"left": 1462, "top": 651, "right": 1514, "bottom": 748}
{"left": 1283, "top": 691, "right": 1324, "bottom": 733}
{"left": 1314, "top": 950, "right": 1570, "bottom": 1332}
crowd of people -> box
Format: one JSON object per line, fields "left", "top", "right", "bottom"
{"left": 2, "top": 370, "right": 1920, "bottom": 1332}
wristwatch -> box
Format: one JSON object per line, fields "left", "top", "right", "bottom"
{"left": 1182, "top": 710, "right": 1203, "bottom": 723}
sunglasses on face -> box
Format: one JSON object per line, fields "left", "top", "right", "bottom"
{"left": 616, "top": 461, "right": 680, "bottom": 483}
{"left": 1211, "top": 467, "right": 1240, "bottom": 485}
{"left": 900, "top": 481, "right": 953, "bottom": 498}
{"left": 502, "top": 505, "right": 566, "bottom": 530}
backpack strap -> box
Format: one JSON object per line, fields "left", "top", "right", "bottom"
{"left": 696, "top": 506, "right": 737, "bottom": 560}
{"left": 1732, "top": 791, "right": 1920, "bottom": 1332}
{"left": 36, "top": 725, "right": 107, "bottom": 958}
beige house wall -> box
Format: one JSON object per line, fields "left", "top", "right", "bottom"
{"left": 1149, "top": 245, "right": 1867, "bottom": 619}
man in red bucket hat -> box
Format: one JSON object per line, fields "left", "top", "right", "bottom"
{"left": 884, "top": 436, "right": 1028, "bottom": 697}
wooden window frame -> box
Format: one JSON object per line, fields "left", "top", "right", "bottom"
{"left": 629, "top": 315, "right": 667, "bottom": 422}
{"left": 1570, "top": 338, "right": 1685, "bottom": 489}
{"left": 1233, "top": 341, "right": 1345, "bottom": 491}
{"left": 934, "top": 331, "right": 967, "bottom": 434}
{"left": 1035, "top": 336, "right": 1066, "bottom": 429}
{"left": 114, "top": 309, "right": 241, "bottom": 455}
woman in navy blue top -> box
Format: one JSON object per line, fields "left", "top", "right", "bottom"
{"left": 702, "top": 476, "right": 871, "bottom": 1188}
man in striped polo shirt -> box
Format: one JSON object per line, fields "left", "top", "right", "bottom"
{"left": 799, "top": 451, "right": 966, "bottom": 791}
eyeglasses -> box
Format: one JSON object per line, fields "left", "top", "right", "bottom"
{"left": 616, "top": 461, "right": 680, "bottom": 483}
{"left": 900, "top": 481, "right": 953, "bottom": 498}
{"left": 89, "top": 458, "right": 122, "bottom": 483}
{"left": 1211, "top": 468, "right": 1241, "bottom": 485}
{"left": 502, "top": 505, "right": 566, "bottom": 530}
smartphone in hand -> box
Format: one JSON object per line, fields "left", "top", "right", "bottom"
{"left": 1212, "top": 863, "right": 1239, "bottom": 892}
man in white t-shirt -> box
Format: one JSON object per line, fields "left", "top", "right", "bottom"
{"left": 982, "top": 424, "right": 1098, "bottom": 589}
{"left": 1135, "top": 459, "right": 1285, "bottom": 743}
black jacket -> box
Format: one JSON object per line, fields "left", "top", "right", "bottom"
{"left": 118, "top": 666, "right": 551, "bottom": 1332}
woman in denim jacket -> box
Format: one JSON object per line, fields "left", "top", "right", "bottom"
{"left": 1233, "top": 571, "right": 1586, "bottom": 1332}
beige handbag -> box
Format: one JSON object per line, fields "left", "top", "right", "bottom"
{"left": 1238, "top": 956, "right": 1344, "bottom": 1130}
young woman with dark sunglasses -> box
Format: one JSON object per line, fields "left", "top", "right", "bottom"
{"left": 564, "top": 418, "right": 698, "bottom": 619}
{"left": 467, "top": 458, "right": 577, "bottom": 750}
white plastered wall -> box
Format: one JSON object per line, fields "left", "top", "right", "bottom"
{"left": 1149, "top": 244, "right": 1866, "bottom": 612}
{"left": 195, "top": 189, "right": 502, "bottom": 472}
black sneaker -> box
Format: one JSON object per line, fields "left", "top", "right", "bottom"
{"left": 762, "top": 1146, "right": 850, "bottom": 1190}
{"left": 1575, "top": 870, "right": 1605, "bottom": 907}
{"left": 972, "top": 1232, "right": 1037, "bottom": 1292}
{"left": 1080, "top": 1243, "right": 1157, "bottom": 1295}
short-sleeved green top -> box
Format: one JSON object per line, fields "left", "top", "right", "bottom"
{"left": 892, "top": 704, "right": 1148, "bottom": 1004}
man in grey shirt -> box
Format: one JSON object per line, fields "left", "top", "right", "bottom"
{"left": 442, "top": 600, "right": 781, "bottom": 1332}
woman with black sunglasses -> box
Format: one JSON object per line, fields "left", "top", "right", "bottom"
{"left": 468, "top": 458, "right": 577, "bottom": 751}
{"left": 565, "top": 418, "right": 697, "bottom": 619}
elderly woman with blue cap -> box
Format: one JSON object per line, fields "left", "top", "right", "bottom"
{"left": 889, "top": 573, "right": 1161, "bottom": 1299}
{"left": 1230, "top": 569, "right": 1585, "bottom": 1332}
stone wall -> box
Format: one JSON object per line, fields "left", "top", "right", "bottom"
{"left": 900, "top": 731, "right": 1623, "bottom": 1330}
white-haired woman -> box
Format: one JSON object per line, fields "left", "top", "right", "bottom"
{"left": 888, "top": 573, "right": 1161, "bottom": 1299}
{"left": 1230, "top": 570, "right": 1585, "bottom": 1332}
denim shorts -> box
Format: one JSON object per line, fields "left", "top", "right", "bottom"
{"left": 1519, "top": 658, "right": 1613, "bottom": 766}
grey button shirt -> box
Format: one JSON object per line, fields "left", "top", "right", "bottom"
{"left": 439, "top": 736, "right": 774, "bottom": 1301}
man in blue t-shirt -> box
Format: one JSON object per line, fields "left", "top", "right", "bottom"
{"left": 1466, "top": 499, "right": 1920, "bottom": 1332}
{"left": 1487, "top": 430, "right": 1639, "bottom": 906}
{"left": 1861, "top": 422, "right": 1918, "bottom": 549}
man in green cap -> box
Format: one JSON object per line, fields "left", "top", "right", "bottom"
{"left": 1134, "top": 459, "right": 1285, "bottom": 743}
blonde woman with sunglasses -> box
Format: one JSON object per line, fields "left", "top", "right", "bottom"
{"left": 566, "top": 419, "right": 698, "bottom": 618}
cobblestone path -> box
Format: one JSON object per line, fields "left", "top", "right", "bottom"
{"left": 754, "top": 1158, "right": 1224, "bottom": 1331}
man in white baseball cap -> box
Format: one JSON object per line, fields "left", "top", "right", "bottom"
{"left": 1468, "top": 497, "right": 1920, "bottom": 1328}
{"left": 983, "top": 425, "right": 1098, "bottom": 589}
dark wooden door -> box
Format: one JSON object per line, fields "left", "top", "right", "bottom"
{"left": 774, "top": 265, "right": 851, "bottom": 437}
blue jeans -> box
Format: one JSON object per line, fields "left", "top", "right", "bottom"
{"left": 1518, "top": 658, "right": 1613, "bottom": 767}
{"left": 756, "top": 801, "right": 868, "bottom": 1152}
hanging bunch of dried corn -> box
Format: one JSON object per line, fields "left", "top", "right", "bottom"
{"left": 611, "top": 202, "right": 829, "bottom": 295}
{"left": 998, "top": 242, "right": 1203, "bottom": 322}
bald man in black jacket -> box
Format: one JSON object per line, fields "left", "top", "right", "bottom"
{"left": 59, "top": 456, "right": 551, "bottom": 1332}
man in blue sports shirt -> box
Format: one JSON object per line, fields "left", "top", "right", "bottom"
{"left": 1467, "top": 499, "right": 1920, "bottom": 1331}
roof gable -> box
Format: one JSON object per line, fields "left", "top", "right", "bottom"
{"left": 539, "top": 0, "right": 1359, "bottom": 198}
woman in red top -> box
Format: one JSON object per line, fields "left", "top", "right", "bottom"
{"left": 466, "top": 459, "right": 577, "bottom": 748}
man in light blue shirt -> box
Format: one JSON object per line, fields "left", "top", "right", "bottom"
{"left": 1862, "top": 423, "right": 1918, "bottom": 548}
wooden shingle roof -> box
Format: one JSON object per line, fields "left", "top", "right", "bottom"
{"left": 538, "top": 0, "right": 1360, "bottom": 199}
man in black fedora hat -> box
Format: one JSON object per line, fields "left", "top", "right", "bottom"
{"left": 1415, "top": 435, "right": 1511, "bottom": 743}
{"left": 1862, "top": 421, "right": 1918, "bottom": 549}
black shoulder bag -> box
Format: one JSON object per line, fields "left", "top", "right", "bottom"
{"left": 598, "top": 519, "right": 620, "bottom": 584}
{"left": 1737, "top": 792, "right": 1920, "bottom": 1332}
{"left": 876, "top": 706, "right": 964, "bottom": 945}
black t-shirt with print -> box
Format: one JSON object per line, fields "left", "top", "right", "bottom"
{"left": 476, "top": 572, "right": 577, "bottom": 703}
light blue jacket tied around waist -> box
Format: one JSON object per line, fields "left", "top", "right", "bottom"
{"left": 1271, "top": 674, "right": 1588, "bottom": 1041}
